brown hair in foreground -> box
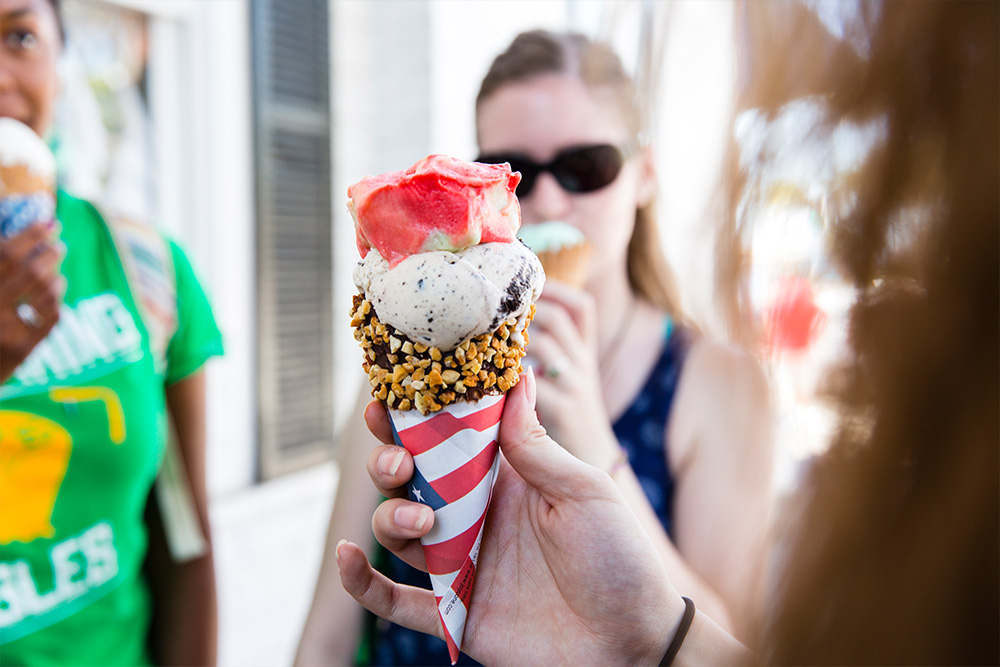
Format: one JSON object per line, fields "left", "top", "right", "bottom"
{"left": 476, "top": 29, "right": 685, "bottom": 323}
{"left": 741, "top": 1, "right": 999, "bottom": 663}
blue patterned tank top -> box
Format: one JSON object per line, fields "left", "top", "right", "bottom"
{"left": 611, "top": 320, "right": 690, "bottom": 537}
{"left": 363, "top": 320, "right": 691, "bottom": 666}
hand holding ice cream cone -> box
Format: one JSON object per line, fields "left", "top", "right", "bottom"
{"left": 0, "top": 118, "right": 64, "bottom": 382}
{"left": 339, "top": 372, "right": 686, "bottom": 666}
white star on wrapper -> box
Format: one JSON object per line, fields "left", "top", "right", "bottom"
{"left": 412, "top": 487, "right": 424, "bottom": 503}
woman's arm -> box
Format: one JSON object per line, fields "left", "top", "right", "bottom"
{"left": 295, "top": 389, "right": 385, "bottom": 666}
{"left": 529, "top": 286, "right": 750, "bottom": 633}
{"left": 668, "top": 339, "right": 775, "bottom": 643}
{"left": 146, "top": 371, "right": 218, "bottom": 666}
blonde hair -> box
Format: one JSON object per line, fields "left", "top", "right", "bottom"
{"left": 477, "top": 30, "right": 684, "bottom": 319}
{"left": 735, "top": 2, "right": 1000, "bottom": 662}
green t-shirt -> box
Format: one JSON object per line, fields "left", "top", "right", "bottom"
{"left": 0, "top": 192, "right": 223, "bottom": 665}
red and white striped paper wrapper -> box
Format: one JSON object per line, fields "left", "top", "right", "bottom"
{"left": 388, "top": 392, "right": 505, "bottom": 664}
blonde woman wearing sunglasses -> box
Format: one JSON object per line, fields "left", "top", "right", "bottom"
{"left": 298, "top": 30, "right": 773, "bottom": 667}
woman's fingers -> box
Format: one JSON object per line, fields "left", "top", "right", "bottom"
{"left": 366, "top": 443, "right": 432, "bottom": 571}
{"left": 0, "top": 222, "right": 60, "bottom": 273}
{"left": 0, "top": 222, "right": 50, "bottom": 263}
{"left": 371, "top": 496, "right": 433, "bottom": 568}
{"left": 531, "top": 295, "right": 597, "bottom": 385}
{"left": 532, "top": 296, "right": 587, "bottom": 352}
{"left": 499, "top": 371, "right": 605, "bottom": 504}
{"left": 364, "top": 399, "right": 394, "bottom": 444}
{"left": 0, "top": 229, "right": 64, "bottom": 307}
{"left": 527, "top": 332, "right": 576, "bottom": 384}
{"left": 362, "top": 398, "right": 434, "bottom": 568}
{"left": 366, "top": 443, "right": 415, "bottom": 499}
{"left": 537, "top": 281, "right": 597, "bottom": 347}
{"left": 337, "top": 540, "right": 443, "bottom": 637}
{"left": 12, "top": 245, "right": 64, "bottom": 306}
{"left": 0, "top": 224, "right": 65, "bottom": 378}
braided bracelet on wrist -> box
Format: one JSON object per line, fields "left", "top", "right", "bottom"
{"left": 659, "top": 596, "right": 696, "bottom": 666}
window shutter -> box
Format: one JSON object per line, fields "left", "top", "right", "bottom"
{"left": 251, "top": 0, "right": 334, "bottom": 479}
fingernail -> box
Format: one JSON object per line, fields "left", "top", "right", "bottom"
{"left": 395, "top": 504, "right": 431, "bottom": 532}
{"left": 525, "top": 366, "right": 537, "bottom": 407}
{"left": 335, "top": 539, "right": 347, "bottom": 565}
{"left": 378, "top": 448, "right": 405, "bottom": 476}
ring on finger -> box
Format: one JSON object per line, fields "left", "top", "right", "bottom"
{"left": 544, "top": 355, "right": 570, "bottom": 379}
{"left": 16, "top": 302, "right": 44, "bottom": 329}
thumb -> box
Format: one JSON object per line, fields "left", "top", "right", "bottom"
{"left": 499, "top": 368, "right": 603, "bottom": 503}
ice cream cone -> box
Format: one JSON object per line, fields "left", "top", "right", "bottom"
{"left": 0, "top": 118, "right": 56, "bottom": 238}
{"left": 388, "top": 393, "right": 506, "bottom": 664}
{"left": 517, "top": 220, "right": 591, "bottom": 288}
{"left": 534, "top": 243, "right": 591, "bottom": 287}
{"left": 348, "top": 155, "right": 544, "bottom": 662}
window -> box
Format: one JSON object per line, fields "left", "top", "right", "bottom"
{"left": 251, "top": 0, "right": 334, "bottom": 479}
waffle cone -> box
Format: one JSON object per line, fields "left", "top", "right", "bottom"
{"left": 1, "top": 166, "right": 56, "bottom": 238}
{"left": 388, "top": 393, "right": 505, "bottom": 664}
{"left": 535, "top": 241, "right": 592, "bottom": 287}
{"left": 0, "top": 164, "right": 54, "bottom": 197}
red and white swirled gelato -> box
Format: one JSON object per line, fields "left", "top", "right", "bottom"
{"left": 350, "top": 155, "right": 544, "bottom": 351}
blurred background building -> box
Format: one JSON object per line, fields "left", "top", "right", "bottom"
{"left": 52, "top": 1, "right": 861, "bottom": 663}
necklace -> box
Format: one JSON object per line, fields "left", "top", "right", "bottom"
{"left": 599, "top": 296, "right": 638, "bottom": 378}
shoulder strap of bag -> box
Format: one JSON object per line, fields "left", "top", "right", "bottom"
{"left": 106, "top": 212, "right": 208, "bottom": 563}
{"left": 108, "top": 215, "right": 178, "bottom": 373}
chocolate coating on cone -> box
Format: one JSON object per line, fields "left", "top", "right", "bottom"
{"left": 351, "top": 293, "right": 533, "bottom": 414}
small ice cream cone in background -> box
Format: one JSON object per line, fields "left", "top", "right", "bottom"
{"left": 348, "top": 155, "right": 544, "bottom": 663}
{"left": 517, "top": 220, "right": 592, "bottom": 287}
{"left": 0, "top": 118, "right": 56, "bottom": 238}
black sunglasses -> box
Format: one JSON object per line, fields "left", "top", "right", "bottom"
{"left": 475, "top": 142, "right": 636, "bottom": 198}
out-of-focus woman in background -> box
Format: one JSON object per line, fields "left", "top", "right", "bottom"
{"left": 340, "top": 1, "right": 998, "bottom": 664}
{"left": 299, "top": 29, "right": 775, "bottom": 667}
{"left": 0, "top": 0, "right": 222, "bottom": 663}
{"left": 474, "top": 31, "right": 773, "bottom": 636}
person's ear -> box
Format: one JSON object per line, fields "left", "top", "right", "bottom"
{"left": 635, "top": 144, "right": 657, "bottom": 208}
